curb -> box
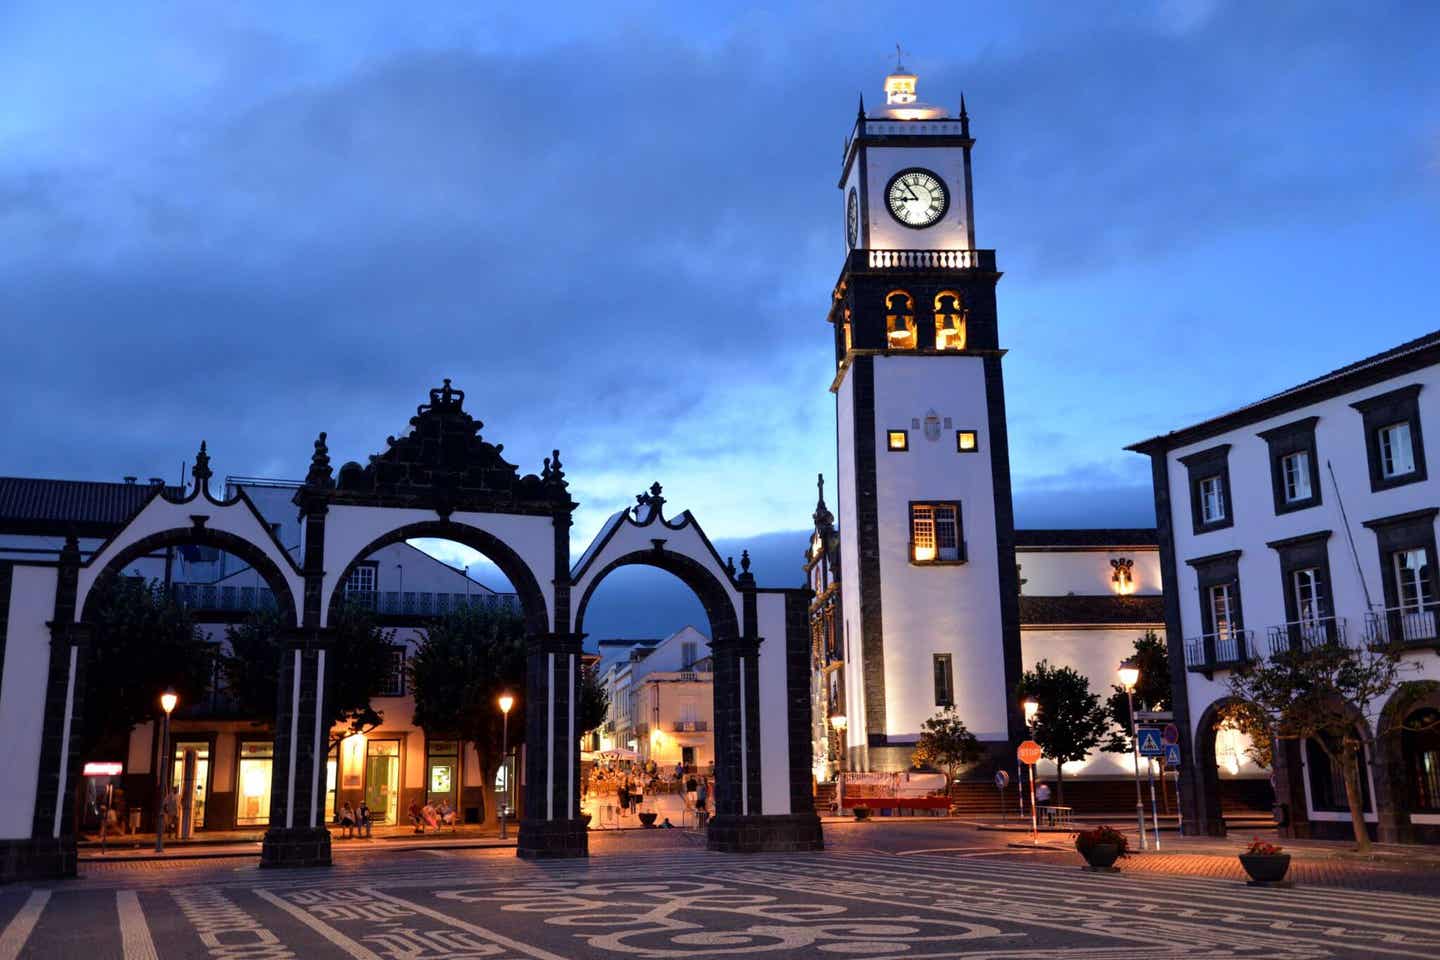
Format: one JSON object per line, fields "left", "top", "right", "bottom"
{"left": 80, "top": 838, "right": 518, "bottom": 864}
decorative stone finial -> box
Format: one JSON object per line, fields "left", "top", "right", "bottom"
{"left": 726, "top": 556, "right": 737, "bottom": 577}
{"left": 305, "top": 431, "right": 333, "bottom": 487}
{"left": 192, "top": 441, "right": 212, "bottom": 492}
{"left": 740, "top": 550, "right": 751, "bottom": 574}
{"left": 813, "top": 473, "right": 834, "bottom": 530}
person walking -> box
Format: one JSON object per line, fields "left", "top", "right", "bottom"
{"left": 695, "top": 778, "right": 709, "bottom": 829}
{"left": 161, "top": 788, "right": 178, "bottom": 839}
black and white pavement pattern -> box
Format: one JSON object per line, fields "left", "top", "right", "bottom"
{"left": 2, "top": 836, "right": 1438, "bottom": 958}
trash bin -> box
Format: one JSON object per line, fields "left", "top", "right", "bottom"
{"left": 464, "top": 806, "right": 480, "bottom": 825}
{"left": 1271, "top": 802, "right": 1288, "bottom": 827}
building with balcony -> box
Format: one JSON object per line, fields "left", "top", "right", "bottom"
{"left": 1131, "top": 328, "right": 1440, "bottom": 843}
{"left": 596, "top": 626, "right": 714, "bottom": 772}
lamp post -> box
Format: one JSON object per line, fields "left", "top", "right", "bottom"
{"left": 829, "top": 714, "right": 848, "bottom": 777}
{"left": 1118, "top": 659, "right": 1148, "bottom": 852}
{"left": 1022, "top": 697, "right": 1039, "bottom": 842}
{"left": 155, "top": 688, "right": 178, "bottom": 854}
{"left": 498, "top": 694, "right": 514, "bottom": 839}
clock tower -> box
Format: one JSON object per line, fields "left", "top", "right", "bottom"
{"left": 830, "top": 64, "right": 1023, "bottom": 771}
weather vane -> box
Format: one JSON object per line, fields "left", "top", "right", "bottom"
{"left": 895, "top": 43, "right": 908, "bottom": 71}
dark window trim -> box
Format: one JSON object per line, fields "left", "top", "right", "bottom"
{"left": 380, "top": 644, "right": 406, "bottom": 697}
{"left": 886, "top": 429, "right": 910, "bottom": 452}
{"left": 1178, "top": 444, "right": 1234, "bottom": 534}
{"left": 1189, "top": 551, "right": 1244, "bottom": 636}
{"left": 1351, "top": 384, "right": 1427, "bottom": 492}
{"left": 1362, "top": 509, "right": 1440, "bottom": 612}
{"left": 955, "top": 429, "right": 980, "bottom": 453}
{"left": 908, "top": 500, "right": 967, "bottom": 566}
{"left": 1258, "top": 416, "right": 1322, "bottom": 515}
{"left": 932, "top": 653, "right": 955, "bottom": 707}
{"left": 1266, "top": 530, "right": 1334, "bottom": 623}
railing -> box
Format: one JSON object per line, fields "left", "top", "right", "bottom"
{"left": 1183, "top": 629, "right": 1254, "bottom": 670}
{"left": 1265, "top": 616, "right": 1347, "bottom": 657}
{"left": 172, "top": 583, "right": 277, "bottom": 613}
{"left": 342, "top": 590, "right": 520, "bottom": 617}
{"left": 1364, "top": 605, "right": 1440, "bottom": 647}
{"left": 670, "top": 720, "right": 708, "bottom": 733}
{"left": 865, "top": 249, "right": 996, "bottom": 271}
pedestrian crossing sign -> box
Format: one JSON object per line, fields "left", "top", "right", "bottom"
{"left": 1164, "top": 743, "right": 1182, "bottom": 768}
{"left": 1137, "top": 726, "right": 1165, "bottom": 757}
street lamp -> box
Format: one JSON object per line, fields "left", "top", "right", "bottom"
{"left": 1119, "top": 659, "right": 1148, "bottom": 852}
{"left": 498, "top": 694, "right": 514, "bottom": 839}
{"left": 829, "top": 714, "right": 848, "bottom": 777}
{"left": 1021, "top": 697, "right": 1039, "bottom": 840}
{"left": 155, "top": 688, "right": 178, "bottom": 854}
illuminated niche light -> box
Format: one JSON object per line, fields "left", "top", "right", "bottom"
{"left": 885, "top": 290, "right": 917, "bottom": 349}
{"left": 1110, "top": 558, "right": 1135, "bottom": 595}
{"left": 934, "top": 291, "right": 966, "bottom": 350}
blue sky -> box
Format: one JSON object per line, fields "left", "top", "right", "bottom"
{"left": 3, "top": 2, "right": 1437, "bottom": 635}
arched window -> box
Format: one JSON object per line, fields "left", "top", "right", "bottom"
{"left": 934, "top": 290, "right": 966, "bottom": 351}
{"left": 885, "top": 290, "right": 916, "bottom": 349}
{"left": 842, "top": 308, "right": 853, "bottom": 356}
{"left": 1305, "top": 731, "right": 1372, "bottom": 813}
{"left": 1402, "top": 708, "right": 1440, "bottom": 812}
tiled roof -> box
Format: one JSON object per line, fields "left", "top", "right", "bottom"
{"left": 1015, "top": 528, "right": 1157, "bottom": 549}
{"left": 0, "top": 476, "right": 178, "bottom": 533}
{"left": 1129, "top": 328, "right": 1440, "bottom": 453}
{"left": 1019, "top": 594, "right": 1165, "bottom": 626}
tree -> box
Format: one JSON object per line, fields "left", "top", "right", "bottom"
{"left": 1102, "top": 631, "right": 1172, "bottom": 753}
{"left": 408, "top": 603, "right": 527, "bottom": 825}
{"left": 578, "top": 662, "right": 610, "bottom": 737}
{"left": 1222, "top": 635, "right": 1416, "bottom": 852}
{"left": 1014, "top": 660, "right": 1110, "bottom": 803}
{"left": 911, "top": 707, "right": 982, "bottom": 791}
{"left": 222, "top": 602, "right": 395, "bottom": 748}
{"left": 81, "top": 577, "right": 213, "bottom": 760}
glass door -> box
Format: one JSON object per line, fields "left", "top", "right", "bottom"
{"left": 235, "top": 742, "right": 273, "bottom": 826}
{"left": 364, "top": 740, "right": 400, "bottom": 824}
{"left": 171, "top": 741, "right": 210, "bottom": 831}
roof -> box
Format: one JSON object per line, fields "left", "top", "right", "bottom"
{"left": 1015, "top": 528, "right": 1157, "bottom": 550}
{"left": 1128, "top": 328, "right": 1440, "bottom": 454}
{"left": 1019, "top": 594, "right": 1165, "bottom": 627}
{"left": 0, "top": 476, "right": 180, "bottom": 536}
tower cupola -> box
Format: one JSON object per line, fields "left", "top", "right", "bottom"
{"left": 874, "top": 48, "right": 948, "bottom": 121}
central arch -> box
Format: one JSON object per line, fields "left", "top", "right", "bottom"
{"left": 574, "top": 549, "right": 740, "bottom": 642}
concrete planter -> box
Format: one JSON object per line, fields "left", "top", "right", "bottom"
{"left": 1077, "top": 842, "right": 1121, "bottom": 872}
{"left": 1239, "top": 853, "right": 1292, "bottom": 885}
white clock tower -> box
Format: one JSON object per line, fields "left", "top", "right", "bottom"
{"left": 830, "top": 63, "right": 1023, "bottom": 771}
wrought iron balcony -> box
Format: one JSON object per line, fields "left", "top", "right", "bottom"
{"left": 172, "top": 583, "right": 277, "bottom": 613}
{"left": 1265, "top": 616, "right": 1348, "bottom": 657}
{"left": 1364, "top": 605, "right": 1440, "bottom": 648}
{"left": 1183, "top": 629, "right": 1255, "bottom": 672}
{"left": 670, "top": 720, "right": 709, "bottom": 733}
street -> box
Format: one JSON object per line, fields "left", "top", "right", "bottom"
{"left": 3, "top": 822, "right": 1438, "bottom": 958}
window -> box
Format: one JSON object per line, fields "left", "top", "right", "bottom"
{"left": 1402, "top": 709, "right": 1440, "bottom": 812}
{"left": 1395, "top": 548, "right": 1433, "bottom": 614}
{"left": 1179, "top": 444, "right": 1233, "bottom": 534}
{"left": 1352, "top": 384, "right": 1426, "bottom": 491}
{"left": 1292, "top": 568, "right": 1325, "bottom": 626}
{"left": 885, "top": 290, "right": 917, "bottom": 349}
{"left": 345, "top": 563, "right": 376, "bottom": 596}
{"left": 1209, "top": 583, "right": 1236, "bottom": 639}
{"left": 932, "top": 654, "right": 954, "bottom": 707}
{"left": 910, "top": 502, "right": 963, "bottom": 563}
{"left": 1363, "top": 509, "right": 1440, "bottom": 626}
{"left": 681, "top": 640, "right": 698, "bottom": 668}
{"left": 1188, "top": 549, "right": 1243, "bottom": 663}
{"left": 887, "top": 430, "right": 909, "bottom": 451}
{"left": 1380, "top": 422, "right": 1416, "bottom": 479}
{"left": 1306, "top": 733, "right": 1372, "bottom": 813}
{"left": 934, "top": 291, "right": 966, "bottom": 351}
{"left": 956, "top": 430, "right": 978, "bottom": 453}
{"left": 379, "top": 646, "right": 405, "bottom": 697}
{"left": 1199, "top": 476, "right": 1226, "bottom": 524}
{"left": 1282, "top": 451, "right": 1312, "bottom": 502}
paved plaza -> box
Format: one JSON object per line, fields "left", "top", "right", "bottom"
{"left": 2, "top": 824, "right": 1438, "bottom": 958}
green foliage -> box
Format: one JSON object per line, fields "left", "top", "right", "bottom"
{"left": 911, "top": 707, "right": 982, "bottom": 787}
{"left": 82, "top": 577, "right": 213, "bottom": 759}
{"left": 408, "top": 603, "right": 527, "bottom": 820}
{"left": 1103, "top": 631, "right": 1172, "bottom": 752}
{"left": 1223, "top": 637, "right": 1416, "bottom": 851}
{"left": 1014, "top": 659, "right": 1110, "bottom": 803}
{"left": 578, "top": 662, "right": 609, "bottom": 736}
{"left": 222, "top": 601, "right": 395, "bottom": 747}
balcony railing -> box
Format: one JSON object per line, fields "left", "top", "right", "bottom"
{"left": 1364, "top": 605, "right": 1440, "bottom": 647}
{"left": 1265, "top": 616, "right": 1348, "bottom": 657}
{"left": 670, "top": 720, "right": 709, "bottom": 733}
{"left": 1183, "top": 629, "right": 1255, "bottom": 671}
{"left": 172, "top": 583, "right": 277, "bottom": 613}
{"left": 342, "top": 590, "right": 520, "bottom": 617}
{"left": 865, "top": 249, "right": 995, "bottom": 271}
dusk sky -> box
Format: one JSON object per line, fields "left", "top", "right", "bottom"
{"left": 4, "top": 2, "right": 1438, "bottom": 636}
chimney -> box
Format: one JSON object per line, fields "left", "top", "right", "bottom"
{"left": 148, "top": 477, "right": 164, "bottom": 486}
{"left": 123, "top": 476, "right": 137, "bottom": 484}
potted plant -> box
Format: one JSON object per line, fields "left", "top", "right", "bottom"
{"left": 852, "top": 804, "right": 872, "bottom": 821}
{"left": 1238, "top": 837, "right": 1292, "bottom": 886}
{"left": 1074, "top": 825, "right": 1128, "bottom": 872}
{"left": 637, "top": 810, "right": 658, "bottom": 827}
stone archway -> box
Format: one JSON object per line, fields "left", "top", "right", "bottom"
{"left": 1192, "top": 696, "right": 1278, "bottom": 837}
{"left": 1376, "top": 680, "right": 1440, "bottom": 843}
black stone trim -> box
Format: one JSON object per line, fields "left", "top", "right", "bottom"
{"left": 261, "top": 632, "right": 334, "bottom": 867}
{"left": 0, "top": 562, "right": 11, "bottom": 698}
{"left": 1143, "top": 451, "right": 1208, "bottom": 835}
{"left": 1362, "top": 509, "right": 1440, "bottom": 614}
{"left": 1177, "top": 444, "right": 1234, "bottom": 534}
{"left": 1266, "top": 531, "right": 1335, "bottom": 624}
{"left": 1257, "top": 416, "right": 1322, "bottom": 515}
{"left": 516, "top": 818, "right": 588, "bottom": 859}
{"left": 956, "top": 429, "right": 979, "bottom": 453}
{"left": 32, "top": 539, "right": 84, "bottom": 847}
{"left": 259, "top": 827, "right": 332, "bottom": 868}
{"left": 782, "top": 589, "right": 821, "bottom": 823}
{"left": 1351, "top": 384, "right": 1428, "bottom": 492}
{"left": 850, "top": 357, "right": 887, "bottom": 745}
{"left": 983, "top": 354, "right": 1026, "bottom": 753}
{"left": 858, "top": 147, "right": 870, "bottom": 249}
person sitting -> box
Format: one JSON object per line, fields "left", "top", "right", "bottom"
{"left": 339, "top": 802, "right": 356, "bottom": 839}
{"left": 421, "top": 801, "right": 439, "bottom": 832}
{"left": 408, "top": 798, "right": 425, "bottom": 834}
{"left": 438, "top": 800, "right": 457, "bottom": 831}
{"left": 357, "top": 801, "right": 372, "bottom": 839}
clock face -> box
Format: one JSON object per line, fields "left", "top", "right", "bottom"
{"left": 886, "top": 168, "right": 949, "bottom": 228}
{"left": 846, "top": 188, "right": 858, "bottom": 248}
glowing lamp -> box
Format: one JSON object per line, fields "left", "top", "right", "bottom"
{"left": 499, "top": 694, "right": 514, "bottom": 715}
{"left": 160, "top": 689, "right": 178, "bottom": 715}
{"left": 1118, "top": 660, "right": 1140, "bottom": 692}
{"left": 1022, "top": 698, "right": 1039, "bottom": 725}
{"left": 829, "top": 714, "right": 848, "bottom": 732}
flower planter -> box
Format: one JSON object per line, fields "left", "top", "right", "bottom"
{"left": 1239, "top": 853, "right": 1292, "bottom": 886}
{"left": 637, "top": 811, "right": 658, "bottom": 828}
{"left": 1078, "top": 842, "right": 1122, "bottom": 872}
{"left": 580, "top": 813, "right": 593, "bottom": 829}
{"left": 853, "top": 807, "right": 872, "bottom": 821}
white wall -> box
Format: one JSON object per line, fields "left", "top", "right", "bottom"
{"left": 0, "top": 565, "right": 58, "bottom": 839}
{"left": 1018, "top": 549, "right": 1161, "bottom": 597}
{"left": 861, "top": 144, "right": 972, "bottom": 252}
{"left": 756, "top": 591, "right": 792, "bottom": 816}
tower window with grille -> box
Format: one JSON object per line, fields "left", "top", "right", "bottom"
{"left": 910, "top": 501, "right": 964, "bottom": 564}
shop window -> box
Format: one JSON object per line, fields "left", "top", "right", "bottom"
{"left": 427, "top": 739, "right": 459, "bottom": 807}
{"left": 236, "top": 741, "right": 273, "bottom": 826}
{"left": 365, "top": 740, "right": 401, "bottom": 825}
{"left": 885, "top": 290, "right": 916, "bottom": 349}
{"left": 933, "top": 290, "right": 966, "bottom": 351}
{"left": 170, "top": 741, "right": 210, "bottom": 831}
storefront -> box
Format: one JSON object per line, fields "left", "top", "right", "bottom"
{"left": 235, "top": 741, "right": 273, "bottom": 826}
{"left": 170, "top": 739, "right": 211, "bottom": 834}
{"left": 365, "top": 739, "right": 401, "bottom": 824}
{"left": 427, "top": 740, "right": 459, "bottom": 809}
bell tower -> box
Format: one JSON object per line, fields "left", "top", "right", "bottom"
{"left": 830, "top": 64, "right": 1023, "bottom": 772}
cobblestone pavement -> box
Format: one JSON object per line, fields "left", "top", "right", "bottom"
{"left": 1, "top": 823, "right": 1437, "bottom": 958}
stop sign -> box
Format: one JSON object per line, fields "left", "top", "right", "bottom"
{"left": 1017, "top": 740, "right": 1042, "bottom": 765}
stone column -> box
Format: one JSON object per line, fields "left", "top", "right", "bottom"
{"left": 260, "top": 629, "right": 334, "bottom": 867}
{"left": 517, "top": 631, "right": 588, "bottom": 859}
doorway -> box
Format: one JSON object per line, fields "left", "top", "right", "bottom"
{"left": 427, "top": 740, "right": 459, "bottom": 810}
{"left": 365, "top": 740, "right": 400, "bottom": 824}
{"left": 171, "top": 740, "right": 210, "bottom": 832}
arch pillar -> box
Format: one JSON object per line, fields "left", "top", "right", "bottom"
{"left": 517, "top": 631, "right": 588, "bottom": 859}
{"left": 260, "top": 628, "right": 334, "bottom": 867}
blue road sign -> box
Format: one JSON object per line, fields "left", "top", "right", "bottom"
{"left": 1137, "top": 726, "right": 1165, "bottom": 757}
{"left": 1164, "top": 743, "right": 1182, "bottom": 767}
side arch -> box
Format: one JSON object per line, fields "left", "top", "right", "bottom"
{"left": 326, "top": 520, "right": 549, "bottom": 635}
{"left": 79, "top": 527, "right": 300, "bottom": 626}
{"left": 1193, "top": 695, "right": 1275, "bottom": 837}
{"left": 1376, "top": 679, "right": 1440, "bottom": 843}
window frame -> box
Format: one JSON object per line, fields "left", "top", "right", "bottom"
{"left": 1257, "top": 416, "right": 1321, "bottom": 515}
{"left": 908, "top": 500, "right": 966, "bottom": 565}
{"left": 344, "top": 561, "right": 379, "bottom": 596}
{"left": 1266, "top": 531, "right": 1334, "bottom": 628}
{"left": 1178, "top": 444, "right": 1234, "bottom": 534}
{"left": 1363, "top": 509, "right": 1440, "bottom": 617}
{"left": 1186, "top": 550, "right": 1244, "bottom": 662}
{"left": 955, "top": 430, "right": 979, "bottom": 453}
{"left": 932, "top": 653, "right": 955, "bottom": 707}
{"left": 379, "top": 644, "right": 406, "bottom": 697}
{"left": 1351, "top": 384, "right": 1427, "bottom": 492}
{"left": 886, "top": 429, "right": 910, "bottom": 452}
